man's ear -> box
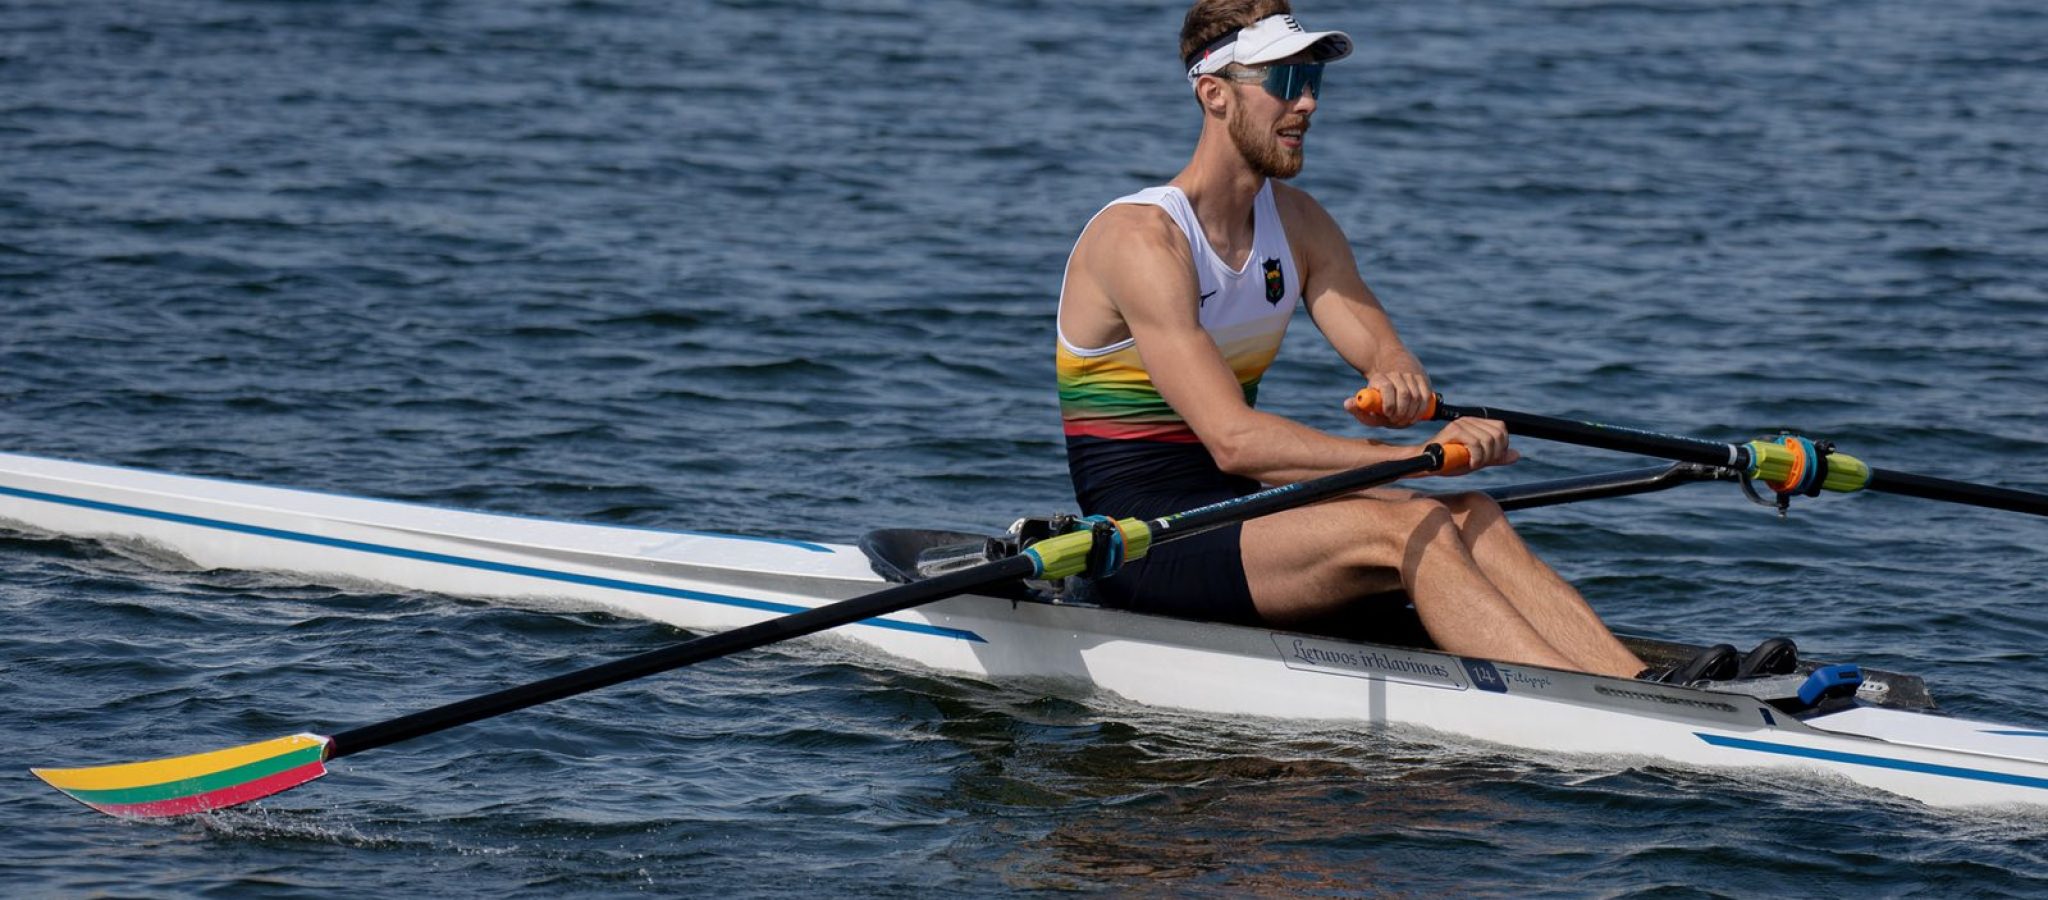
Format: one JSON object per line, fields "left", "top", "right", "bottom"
{"left": 1195, "top": 77, "right": 1232, "bottom": 117}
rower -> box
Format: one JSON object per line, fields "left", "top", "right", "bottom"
{"left": 1053, "top": 1, "right": 1655, "bottom": 677}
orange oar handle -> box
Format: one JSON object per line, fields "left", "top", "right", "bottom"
{"left": 1350, "top": 387, "right": 1441, "bottom": 424}
{"left": 1437, "top": 442, "right": 1472, "bottom": 474}
{"left": 1353, "top": 391, "right": 1469, "bottom": 474}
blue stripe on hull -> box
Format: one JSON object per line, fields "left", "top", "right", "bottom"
{"left": 1696, "top": 732, "right": 2048, "bottom": 791}
{"left": 0, "top": 484, "right": 986, "bottom": 643}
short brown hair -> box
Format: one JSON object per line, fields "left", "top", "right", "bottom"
{"left": 1180, "top": 0, "right": 1293, "bottom": 69}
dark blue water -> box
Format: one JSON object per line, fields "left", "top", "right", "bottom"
{"left": 5, "top": 0, "right": 2047, "bottom": 894}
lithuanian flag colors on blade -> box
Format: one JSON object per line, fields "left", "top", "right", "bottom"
{"left": 32, "top": 733, "right": 330, "bottom": 817}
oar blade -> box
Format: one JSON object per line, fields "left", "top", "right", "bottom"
{"left": 32, "top": 733, "right": 330, "bottom": 818}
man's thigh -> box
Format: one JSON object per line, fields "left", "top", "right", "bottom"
{"left": 1239, "top": 492, "right": 1424, "bottom": 621}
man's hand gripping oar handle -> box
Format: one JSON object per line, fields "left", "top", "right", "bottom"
{"left": 1351, "top": 387, "right": 1440, "bottom": 424}
{"left": 1351, "top": 388, "right": 2048, "bottom": 517}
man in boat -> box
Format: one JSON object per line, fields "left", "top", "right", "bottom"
{"left": 1056, "top": 2, "right": 1751, "bottom": 681}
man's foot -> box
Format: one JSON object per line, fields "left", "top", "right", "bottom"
{"left": 1736, "top": 637, "right": 1799, "bottom": 678}
{"left": 1637, "top": 643, "right": 1739, "bottom": 685}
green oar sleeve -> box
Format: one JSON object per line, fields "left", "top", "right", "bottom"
{"left": 1024, "top": 518, "right": 1154, "bottom": 580}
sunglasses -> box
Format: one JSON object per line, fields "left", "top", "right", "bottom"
{"left": 1219, "top": 62, "right": 1324, "bottom": 101}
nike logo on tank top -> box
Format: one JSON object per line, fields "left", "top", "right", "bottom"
{"left": 1056, "top": 181, "right": 1299, "bottom": 444}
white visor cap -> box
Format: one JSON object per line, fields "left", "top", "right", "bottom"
{"left": 1185, "top": 14, "right": 1353, "bottom": 83}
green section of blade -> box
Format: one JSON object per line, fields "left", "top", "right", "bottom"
{"left": 57, "top": 743, "right": 327, "bottom": 806}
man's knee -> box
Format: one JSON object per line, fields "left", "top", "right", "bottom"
{"left": 1346, "top": 496, "right": 1459, "bottom": 562}
{"left": 1440, "top": 490, "right": 1506, "bottom": 523}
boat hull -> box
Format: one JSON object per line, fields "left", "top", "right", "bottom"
{"left": 4, "top": 451, "right": 2045, "bottom": 808}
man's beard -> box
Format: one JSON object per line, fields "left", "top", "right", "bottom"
{"left": 1228, "top": 104, "right": 1304, "bottom": 179}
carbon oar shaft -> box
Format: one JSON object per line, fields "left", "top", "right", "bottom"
{"left": 329, "top": 553, "right": 1040, "bottom": 759}
{"left": 332, "top": 444, "right": 1454, "bottom": 759}
{"left": 1357, "top": 389, "right": 2048, "bottom": 517}
{"left": 1432, "top": 400, "right": 1748, "bottom": 469}
{"left": 1864, "top": 467, "right": 2048, "bottom": 517}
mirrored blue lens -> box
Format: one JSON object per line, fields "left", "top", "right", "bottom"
{"left": 1262, "top": 63, "right": 1324, "bottom": 100}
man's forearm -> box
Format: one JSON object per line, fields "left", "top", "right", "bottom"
{"left": 1203, "top": 409, "right": 1424, "bottom": 485}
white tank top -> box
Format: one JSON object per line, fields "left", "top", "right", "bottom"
{"left": 1056, "top": 180, "right": 1299, "bottom": 444}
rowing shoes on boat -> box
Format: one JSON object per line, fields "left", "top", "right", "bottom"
{"left": 5, "top": 402, "right": 2045, "bottom": 816}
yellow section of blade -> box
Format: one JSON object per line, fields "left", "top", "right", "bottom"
{"left": 31, "top": 732, "right": 327, "bottom": 792}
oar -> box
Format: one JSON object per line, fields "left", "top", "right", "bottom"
{"left": 33, "top": 443, "right": 1470, "bottom": 819}
{"left": 1353, "top": 389, "right": 2048, "bottom": 517}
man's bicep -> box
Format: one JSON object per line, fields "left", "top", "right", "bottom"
{"left": 1127, "top": 314, "right": 1254, "bottom": 426}
{"left": 1095, "top": 230, "right": 1258, "bottom": 433}
{"left": 1117, "top": 290, "right": 1257, "bottom": 437}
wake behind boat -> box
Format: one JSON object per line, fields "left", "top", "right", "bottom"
{"left": 6, "top": 419, "right": 2048, "bottom": 813}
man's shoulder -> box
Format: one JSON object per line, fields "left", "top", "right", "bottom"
{"left": 1075, "top": 202, "right": 1190, "bottom": 266}
{"left": 1269, "top": 181, "right": 1347, "bottom": 252}
{"left": 1084, "top": 200, "right": 1180, "bottom": 236}
{"left": 1270, "top": 181, "right": 1336, "bottom": 225}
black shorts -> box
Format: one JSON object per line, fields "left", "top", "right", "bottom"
{"left": 1067, "top": 437, "right": 1261, "bottom": 625}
